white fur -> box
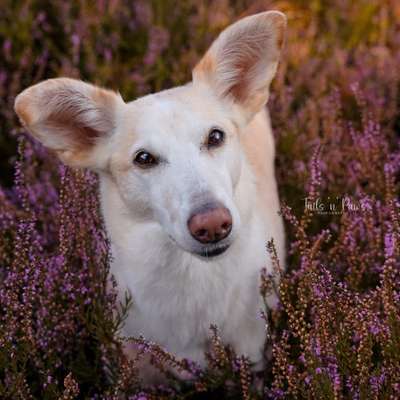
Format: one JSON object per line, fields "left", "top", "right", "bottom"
{"left": 14, "top": 11, "right": 287, "bottom": 374}
{"left": 101, "top": 85, "right": 285, "bottom": 366}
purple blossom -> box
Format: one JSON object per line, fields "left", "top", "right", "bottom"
{"left": 384, "top": 233, "right": 395, "bottom": 258}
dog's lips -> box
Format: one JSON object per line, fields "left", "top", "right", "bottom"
{"left": 196, "top": 244, "right": 230, "bottom": 258}
{"left": 166, "top": 233, "right": 231, "bottom": 259}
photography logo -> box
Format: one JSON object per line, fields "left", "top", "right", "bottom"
{"left": 304, "top": 196, "right": 371, "bottom": 215}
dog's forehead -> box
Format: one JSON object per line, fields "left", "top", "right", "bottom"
{"left": 120, "top": 85, "right": 229, "bottom": 139}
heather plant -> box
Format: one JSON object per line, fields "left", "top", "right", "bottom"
{"left": 1, "top": 0, "right": 399, "bottom": 399}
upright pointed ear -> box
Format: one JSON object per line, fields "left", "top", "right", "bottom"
{"left": 193, "top": 11, "right": 286, "bottom": 122}
{"left": 14, "top": 78, "right": 124, "bottom": 169}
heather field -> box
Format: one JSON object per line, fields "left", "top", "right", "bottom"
{"left": 1, "top": 1, "right": 400, "bottom": 399}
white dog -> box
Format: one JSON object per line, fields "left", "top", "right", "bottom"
{"left": 15, "top": 11, "right": 286, "bottom": 372}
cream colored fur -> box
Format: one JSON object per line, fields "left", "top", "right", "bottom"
{"left": 14, "top": 11, "right": 286, "bottom": 374}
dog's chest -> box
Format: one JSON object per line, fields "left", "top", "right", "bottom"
{"left": 115, "top": 250, "right": 232, "bottom": 334}
{"left": 109, "top": 219, "right": 267, "bottom": 360}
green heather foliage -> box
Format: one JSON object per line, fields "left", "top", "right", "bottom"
{"left": 0, "top": 0, "right": 399, "bottom": 399}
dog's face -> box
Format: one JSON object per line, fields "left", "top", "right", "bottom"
{"left": 14, "top": 11, "right": 286, "bottom": 259}
{"left": 110, "top": 84, "right": 243, "bottom": 257}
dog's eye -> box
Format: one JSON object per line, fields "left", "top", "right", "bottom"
{"left": 133, "top": 150, "right": 158, "bottom": 168}
{"left": 207, "top": 129, "right": 225, "bottom": 149}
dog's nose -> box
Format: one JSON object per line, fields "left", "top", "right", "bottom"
{"left": 188, "top": 206, "right": 232, "bottom": 244}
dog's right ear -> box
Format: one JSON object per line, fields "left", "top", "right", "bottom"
{"left": 14, "top": 78, "right": 124, "bottom": 169}
{"left": 193, "top": 11, "right": 286, "bottom": 123}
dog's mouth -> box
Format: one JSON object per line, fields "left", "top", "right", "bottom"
{"left": 195, "top": 244, "right": 230, "bottom": 258}
{"left": 167, "top": 233, "right": 231, "bottom": 259}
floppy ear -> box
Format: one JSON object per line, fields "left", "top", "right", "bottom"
{"left": 14, "top": 78, "right": 124, "bottom": 169}
{"left": 193, "top": 11, "right": 286, "bottom": 122}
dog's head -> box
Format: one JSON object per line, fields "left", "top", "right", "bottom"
{"left": 14, "top": 11, "right": 286, "bottom": 259}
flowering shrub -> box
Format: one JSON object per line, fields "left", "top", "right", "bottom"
{"left": 0, "top": 0, "right": 399, "bottom": 399}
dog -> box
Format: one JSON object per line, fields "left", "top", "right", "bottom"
{"left": 14, "top": 11, "right": 286, "bottom": 374}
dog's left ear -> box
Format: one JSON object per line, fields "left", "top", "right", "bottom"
{"left": 193, "top": 11, "right": 286, "bottom": 122}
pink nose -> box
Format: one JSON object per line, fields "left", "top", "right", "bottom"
{"left": 188, "top": 206, "right": 232, "bottom": 244}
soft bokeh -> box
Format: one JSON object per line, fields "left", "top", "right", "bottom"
{"left": 0, "top": 0, "right": 399, "bottom": 398}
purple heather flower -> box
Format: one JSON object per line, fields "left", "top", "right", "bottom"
{"left": 384, "top": 233, "right": 395, "bottom": 258}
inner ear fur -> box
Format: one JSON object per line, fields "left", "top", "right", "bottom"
{"left": 193, "top": 11, "right": 286, "bottom": 120}
{"left": 14, "top": 77, "right": 123, "bottom": 168}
